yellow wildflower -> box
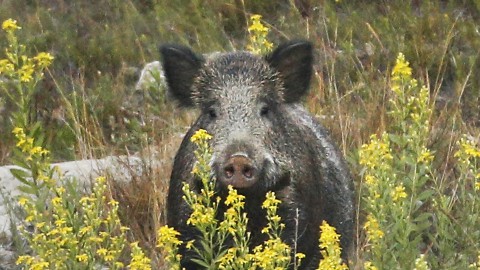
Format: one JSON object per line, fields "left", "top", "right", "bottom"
{"left": 186, "top": 240, "right": 194, "bottom": 249}
{"left": 248, "top": 15, "right": 269, "bottom": 33}
{"left": 247, "top": 14, "right": 273, "bottom": 54}
{"left": 364, "top": 174, "right": 376, "bottom": 186}
{"left": 16, "top": 255, "right": 34, "bottom": 265}
{"left": 364, "top": 214, "right": 384, "bottom": 243}
{"left": 0, "top": 59, "right": 14, "bottom": 75}
{"left": 157, "top": 225, "right": 183, "bottom": 247}
{"left": 18, "top": 196, "right": 28, "bottom": 206}
{"left": 76, "top": 254, "right": 88, "bottom": 262}
{"left": 359, "top": 133, "right": 393, "bottom": 170}
{"left": 18, "top": 63, "right": 34, "bottom": 82}
{"left": 417, "top": 148, "right": 434, "bottom": 163}
{"left": 364, "top": 261, "right": 378, "bottom": 270}
{"left": 392, "top": 53, "right": 412, "bottom": 78}
{"left": 318, "top": 221, "right": 347, "bottom": 270}
{"left": 33, "top": 52, "right": 54, "bottom": 68}
{"left": 413, "top": 254, "right": 430, "bottom": 270}
{"left": 391, "top": 184, "right": 408, "bottom": 202}
{"left": 129, "top": 242, "right": 152, "bottom": 270}
{"left": 2, "top": 19, "right": 21, "bottom": 32}
{"left": 97, "top": 248, "right": 108, "bottom": 256}
{"left": 51, "top": 197, "right": 62, "bottom": 206}
{"left": 190, "top": 129, "right": 212, "bottom": 143}
{"left": 30, "top": 261, "right": 49, "bottom": 270}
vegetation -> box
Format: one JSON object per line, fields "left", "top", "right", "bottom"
{"left": 0, "top": 0, "right": 479, "bottom": 269}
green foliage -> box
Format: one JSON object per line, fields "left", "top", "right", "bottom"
{"left": 0, "top": 18, "right": 75, "bottom": 162}
{"left": 12, "top": 127, "right": 152, "bottom": 269}
{"left": 359, "top": 53, "right": 479, "bottom": 269}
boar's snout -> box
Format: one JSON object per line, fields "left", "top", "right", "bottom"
{"left": 221, "top": 153, "right": 257, "bottom": 188}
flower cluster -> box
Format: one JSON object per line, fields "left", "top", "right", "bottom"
{"left": 363, "top": 214, "right": 384, "bottom": 243}
{"left": 16, "top": 176, "right": 134, "bottom": 269}
{"left": 0, "top": 19, "right": 53, "bottom": 83}
{"left": 12, "top": 126, "right": 151, "bottom": 269}
{"left": 359, "top": 133, "right": 393, "bottom": 171}
{"left": 359, "top": 53, "right": 435, "bottom": 268}
{"left": 413, "top": 254, "right": 430, "bottom": 270}
{"left": 13, "top": 127, "right": 49, "bottom": 161}
{"left": 453, "top": 135, "right": 480, "bottom": 199}
{"left": 247, "top": 14, "right": 273, "bottom": 54}
{"left": 0, "top": 19, "right": 54, "bottom": 131}
{"left": 129, "top": 242, "right": 152, "bottom": 270}
{"left": 318, "top": 220, "right": 348, "bottom": 270}
{"left": 2, "top": 18, "right": 21, "bottom": 32}
{"left": 157, "top": 226, "right": 183, "bottom": 268}
{"left": 218, "top": 186, "right": 252, "bottom": 269}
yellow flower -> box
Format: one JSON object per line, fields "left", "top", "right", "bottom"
{"left": 359, "top": 133, "right": 393, "bottom": 170}
{"left": 18, "top": 196, "right": 29, "bottom": 206}
{"left": 248, "top": 15, "right": 269, "bottom": 33}
{"left": 157, "top": 225, "right": 183, "bottom": 247}
{"left": 51, "top": 197, "right": 62, "bottom": 206}
{"left": 97, "top": 248, "right": 108, "bottom": 256}
{"left": 76, "top": 254, "right": 88, "bottom": 262}
{"left": 129, "top": 242, "right": 152, "bottom": 270}
{"left": 0, "top": 59, "right": 14, "bottom": 75}
{"left": 16, "top": 255, "right": 34, "bottom": 265}
{"left": 413, "top": 254, "right": 430, "bottom": 270}
{"left": 364, "top": 261, "right": 378, "bottom": 270}
{"left": 391, "top": 184, "right": 408, "bottom": 202}
{"left": 19, "top": 63, "right": 34, "bottom": 82}
{"left": 364, "top": 174, "right": 376, "bottom": 186}
{"left": 190, "top": 129, "right": 212, "bottom": 143}
{"left": 186, "top": 240, "right": 194, "bottom": 249}
{"left": 318, "top": 221, "right": 348, "bottom": 269}
{"left": 247, "top": 14, "right": 273, "bottom": 54}
{"left": 33, "top": 52, "right": 54, "bottom": 68}
{"left": 104, "top": 254, "right": 114, "bottom": 261}
{"left": 30, "top": 261, "right": 49, "bottom": 270}
{"left": 2, "top": 19, "right": 21, "bottom": 32}
{"left": 392, "top": 53, "right": 412, "bottom": 78}
{"left": 364, "top": 214, "right": 384, "bottom": 243}
{"left": 417, "top": 148, "right": 434, "bottom": 163}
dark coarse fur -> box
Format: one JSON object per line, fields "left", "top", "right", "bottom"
{"left": 160, "top": 41, "right": 355, "bottom": 270}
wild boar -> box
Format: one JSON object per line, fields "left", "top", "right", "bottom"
{"left": 161, "top": 40, "right": 355, "bottom": 269}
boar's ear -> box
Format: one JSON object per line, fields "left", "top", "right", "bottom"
{"left": 160, "top": 44, "right": 204, "bottom": 107}
{"left": 266, "top": 41, "right": 313, "bottom": 103}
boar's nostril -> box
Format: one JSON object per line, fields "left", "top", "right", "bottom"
{"left": 242, "top": 165, "right": 254, "bottom": 179}
{"left": 224, "top": 164, "right": 235, "bottom": 178}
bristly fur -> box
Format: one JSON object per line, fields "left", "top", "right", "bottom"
{"left": 193, "top": 52, "right": 285, "bottom": 107}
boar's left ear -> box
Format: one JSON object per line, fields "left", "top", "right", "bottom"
{"left": 160, "top": 44, "right": 204, "bottom": 107}
{"left": 265, "top": 40, "right": 313, "bottom": 103}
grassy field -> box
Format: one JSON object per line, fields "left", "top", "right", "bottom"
{"left": 1, "top": 0, "right": 479, "bottom": 269}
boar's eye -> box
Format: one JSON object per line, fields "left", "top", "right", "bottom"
{"left": 260, "top": 105, "right": 270, "bottom": 117}
{"left": 207, "top": 108, "right": 217, "bottom": 119}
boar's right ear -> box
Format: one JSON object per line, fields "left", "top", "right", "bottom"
{"left": 160, "top": 44, "right": 204, "bottom": 107}
{"left": 266, "top": 41, "right": 313, "bottom": 103}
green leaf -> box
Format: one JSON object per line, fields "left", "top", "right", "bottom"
{"left": 416, "top": 189, "right": 435, "bottom": 202}
{"left": 9, "top": 168, "right": 31, "bottom": 185}
{"left": 18, "top": 184, "right": 40, "bottom": 195}
{"left": 191, "top": 258, "right": 210, "bottom": 269}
